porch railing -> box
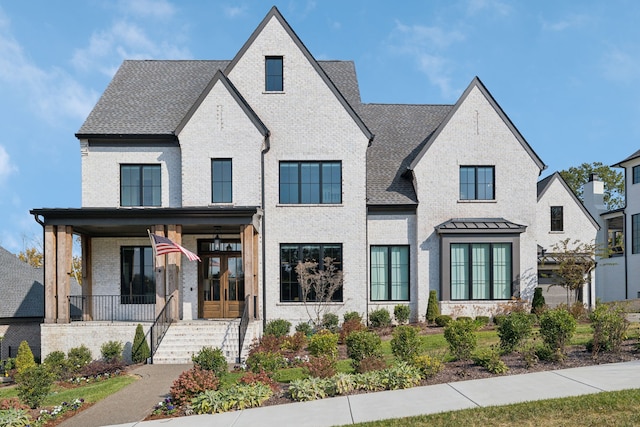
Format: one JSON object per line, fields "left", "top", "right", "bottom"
{"left": 237, "top": 295, "right": 255, "bottom": 363}
{"left": 148, "top": 295, "right": 174, "bottom": 364}
{"left": 68, "top": 295, "right": 156, "bottom": 322}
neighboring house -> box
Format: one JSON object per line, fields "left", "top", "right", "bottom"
{"left": 535, "top": 172, "right": 599, "bottom": 307}
{"left": 0, "top": 246, "right": 43, "bottom": 360}
{"left": 30, "top": 7, "right": 598, "bottom": 360}
{"left": 584, "top": 149, "right": 640, "bottom": 301}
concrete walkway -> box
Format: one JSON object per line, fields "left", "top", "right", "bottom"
{"left": 58, "top": 364, "right": 190, "bottom": 427}
{"left": 91, "top": 359, "right": 640, "bottom": 427}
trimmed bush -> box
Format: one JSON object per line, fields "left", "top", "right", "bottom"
{"left": 78, "top": 359, "right": 126, "bottom": 378}
{"left": 304, "top": 355, "right": 337, "bottom": 378}
{"left": 192, "top": 346, "right": 228, "bottom": 377}
{"left": 295, "top": 322, "right": 314, "bottom": 337}
{"left": 16, "top": 365, "right": 55, "bottom": 408}
{"left": 343, "top": 311, "right": 363, "bottom": 323}
{"left": 539, "top": 308, "right": 576, "bottom": 355}
{"left": 355, "top": 355, "right": 386, "bottom": 373}
{"left": 394, "top": 305, "right": 411, "bottom": 324}
{"left": 411, "top": 354, "right": 443, "bottom": 378}
{"left": 43, "top": 351, "right": 67, "bottom": 380}
{"left": 239, "top": 371, "right": 279, "bottom": 392}
{"left": 435, "top": 315, "right": 452, "bottom": 327}
{"left": 307, "top": 330, "right": 339, "bottom": 359}
{"left": 444, "top": 318, "right": 478, "bottom": 361}
{"left": 473, "top": 347, "right": 509, "bottom": 374}
{"left": 426, "top": 290, "right": 440, "bottom": 324}
{"left": 322, "top": 313, "right": 340, "bottom": 333}
{"left": 497, "top": 311, "right": 535, "bottom": 353}
{"left": 15, "top": 341, "right": 35, "bottom": 376}
{"left": 345, "top": 331, "right": 382, "bottom": 364}
{"left": 531, "top": 287, "right": 546, "bottom": 314}
{"left": 474, "top": 316, "right": 490, "bottom": 328}
{"left": 282, "top": 331, "right": 308, "bottom": 354}
{"left": 339, "top": 318, "right": 366, "bottom": 343}
{"left": 170, "top": 366, "right": 219, "bottom": 405}
{"left": 132, "top": 324, "right": 150, "bottom": 364}
{"left": 100, "top": 340, "right": 124, "bottom": 363}
{"left": 390, "top": 326, "right": 422, "bottom": 362}
{"left": 264, "top": 319, "right": 292, "bottom": 337}
{"left": 245, "top": 351, "right": 286, "bottom": 373}
{"left": 369, "top": 308, "right": 392, "bottom": 328}
{"left": 589, "top": 303, "right": 629, "bottom": 354}
{"left": 67, "top": 345, "right": 93, "bottom": 373}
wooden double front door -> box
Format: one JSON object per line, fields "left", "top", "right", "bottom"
{"left": 199, "top": 254, "right": 245, "bottom": 318}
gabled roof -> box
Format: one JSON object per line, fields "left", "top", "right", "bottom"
{"left": 224, "top": 6, "right": 373, "bottom": 142}
{"left": 537, "top": 171, "right": 600, "bottom": 230}
{"left": 408, "top": 77, "right": 547, "bottom": 172}
{"left": 175, "top": 70, "right": 269, "bottom": 137}
{"left": 0, "top": 246, "right": 43, "bottom": 318}
{"left": 435, "top": 218, "right": 527, "bottom": 234}
{"left": 361, "top": 103, "right": 452, "bottom": 205}
{"left": 612, "top": 149, "right": 640, "bottom": 167}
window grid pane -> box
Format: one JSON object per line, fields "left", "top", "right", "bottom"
{"left": 279, "top": 161, "right": 341, "bottom": 204}
{"left": 472, "top": 244, "right": 490, "bottom": 299}
{"left": 121, "top": 165, "right": 160, "bottom": 207}
{"left": 390, "top": 246, "right": 409, "bottom": 300}
{"left": 450, "top": 243, "right": 512, "bottom": 300}
{"left": 492, "top": 244, "right": 511, "bottom": 299}
{"left": 633, "top": 214, "right": 640, "bottom": 254}
{"left": 551, "top": 206, "right": 563, "bottom": 231}
{"left": 280, "top": 244, "right": 343, "bottom": 302}
{"left": 212, "top": 159, "right": 232, "bottom": 203}
{"left": 265, "top": 57, "right": 283, "bottom": 91}
{"left": 451, "top": 244, "right": 469, "bottom": 299}
{"left": 634, "top": 166, "right": 640, "bottom": 184}
{"left": 370, "top": 247, "right": 388, "bottom": 301}
{"left": 459, "top": 166, "right": 494, "bottom": 200}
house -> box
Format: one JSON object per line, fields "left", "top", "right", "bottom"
{"left": 584, "top": 150, "right": 640, "bottom": 301}
{"left": 31, "top": 7, "right": 598, "bottom": 362}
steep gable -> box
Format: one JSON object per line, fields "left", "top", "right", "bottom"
{"left": 537, "top": 172, "right": 599, "bottom": 230}
{"left": 0, "top": 246, "right": 43, "bottom": 318}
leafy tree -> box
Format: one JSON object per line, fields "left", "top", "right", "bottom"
{"left": 295, "top": 257, "right": 343, "bottom": 327}
{"left": 543, "top": 239, "right": 597, "bottom": 305}
{"left": 17, "top": 247, "right": 43, "bottom": 268}
{"left": 560, "top": 162, "right": 624, "bottom": 210}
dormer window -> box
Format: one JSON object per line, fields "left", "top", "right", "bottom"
{"left": 265, "top": 56, "right": 283, "bottom": 91}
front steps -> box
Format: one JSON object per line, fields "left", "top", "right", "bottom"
{"left": 152, "top": 320, "right": 261, "bottom": 364}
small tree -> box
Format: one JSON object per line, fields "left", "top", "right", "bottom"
{"left": 542, "top": 239, "right": 597, "bottom": 305}
{"left": 426, "top": 290, "right": 440, "bottom": 324}
{"left": 132, "top": 324, "right": 150, "bottom": 363}
{"left": 295, "top": 257, "right": 343, "bottom": 327}
{"left": 15, "top": 341, "right": 35, "bottom": 376}
{"left": 531, "top": 287, "right": 546, "bottom": 315}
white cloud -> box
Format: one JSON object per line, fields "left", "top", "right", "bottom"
{"left": 602, "top": 48, "right": 640, "bottom": 83}
{"left": 118, "top": 0, "right": 176, "bottom": 19}
{"left": 224, "top": 5, "right": 247, "bottom": 18}
{"left": 466, "top": 0, "right": 511, "bottom": 16}
{"left": 542, "top": 14, "right": 589, "bottom": 32}
{"left": 0, "top": 145, "right": 17, "bottom": 183}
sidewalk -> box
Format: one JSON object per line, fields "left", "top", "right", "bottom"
{"left": 100, "top": 359, "right": 640, "bottom": 427}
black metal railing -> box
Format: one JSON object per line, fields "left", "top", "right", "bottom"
{"left": 148, "top": 295, "right": 174, "bottom": 364}
{"left": 68, "top": 295, "right": 156, "bottom": 322}
{"left": 238, "top": 295, "right": 254, "bottom": 363}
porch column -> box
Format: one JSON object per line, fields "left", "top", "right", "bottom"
{"left": 241, "top": 224, "right": 259, "bottom": 319}
{"left": 81, "top": 235, "right": 93, "bottom": 321}
{"left": 56, "top": 226, "right": 73, "bottom": 323}
{"left": 167, "top": 224, "right": 181, "bottom": 321}
{"left": 152, "top": 224, "right": 166, "bottom": 318}
{"left": 44, "top": 225, "right": 57, "bottom": 323}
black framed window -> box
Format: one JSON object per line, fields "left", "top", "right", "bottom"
{"left": 633, "top": 214, "right": 640, "bottom": 254}
{"left": 280, "top": 244, "right": 343, "bottom": 302}
{"left": 450, "top": 243, "right": 511, "bottom": 300}
{"left": 633, "top": 166, "right": 640, "bottom": 184}
{"left": 551, "top": 206, "right": 564, "bottom": 231}
{"left": 265, "top": 56, "right": 283, "bottom": 91}
{"left": 370, "top": 246, "right": 409, "bottom": 301}
{"left": 120, "top": 246, "right": 155, "bottom": 304}
{"left": 279, "top": 161, "right": 341, "bottom": 204}
{"left": 211, "top": 159, "right": 232, "bottom": 203}
{"left": 460, "top": 166, "right": 494, "bottom": 200}
{"left": 120, "top": 164, "right": 161, "bottom": 206}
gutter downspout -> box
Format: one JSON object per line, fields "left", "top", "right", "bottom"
{"left": 261, "top": 133, "right": 271, "bottom": 328}
{"left": 624, "top": 211, "right": 629, "bottom": 299}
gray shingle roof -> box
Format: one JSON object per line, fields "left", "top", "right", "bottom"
{"left": 0, "top": 246, "right": 43, "bottom": 318}
{"left": 612, "top": 149, "right": 640, "bottom": 167}
{"left": 360, "top": 104, "right": 452, "bottom": 205}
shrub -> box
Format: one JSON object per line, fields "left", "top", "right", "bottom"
{"left": 191, "top": 383, "right": 272, "bottom": 414}
{"left": 289, "top": 377, "right": 333, "bottom": 401}
{"left": 245, "top": 351, "right": 286, "bottom": 373}
{"left": 444, "top": 318, "right": 478, "bottom": 361}
{"left": 100, "top": 340, "right": 124, "bottom": 363}
{"left": 43, "top": 351, "right": 67, "bottom": 380}
{"left": 343, "top": 311, "right": 363, "bottom": 323}
{"left": 239, "top": 370, "right": 279, "bottom": 392}
{"left": 411, "top": 354, "right": 443, "bottom": 378}
{"left": 333, "top": 372, "right": 356, "bottom": 395}
{"left": 369, "top": 308, "right": 392, "bottom": 328}
{"left": 394, "top": 305, "right": 411, "bottom": 325}
{"left": 355, "top": 355, "right": 387, "bottom": 373}
{"left": 493, "top": 314, "right": 506, "bottom": 326}
{"left": 390, "top": 325, "right": 422, "bottom": 362}
{"left": 497, "top": 311, "right": 535, "bottom": 353}
{"left": 539, "top": 308, "right": 576, "bottom": 355}
{"left": 295, "top": 322, "right": 314, "bottom": 337}
{"left": 16, "top": 365, "right": 55, "bottom": 408}
{"left": 339, "top": 318, "right": 366, "bottom": 343}
{"left": 307, "top": 330, "right": 338, "bottom": 359}
{"left": 378, "top": 362, "right": 422, "bottom": 390}
{"left": 321, "top": 313, "right": 340, "bottom": 333}
{"left": 15, "top": 342, "right": 35, "bottom": 376}
{"left": 78, "top": 359, "right": 126, "bottom": 378}
{"left": 435, "top": 315, "right": 452, "bottom": 327}
{"left": 251, "top": 334, "right": 284, "bottom": 354}
{"left": 170, "top": 366, "right": 219, "bottom": 405}
{"left": 132, "top": 324, "right": 150, "bottom": 364}
{"left": 457, "top": 316, "right": 473, "bottom": 322}
{"left": 0, "top": 398, "right": 29, "bottom": 411}
{"left": 474, "top": 316, "right": 490, "bottom": 328}
{"left": 67, "top": 345, "right": 93, "bottom": 372}
{"left": 192, "top": 346, "right": 228, "bottom": 377}
{"left": 426, "top": 290, "right": 440, "bottom": 324}
{"left": 0, "top": 408, "right": 32, "bottom": 426}
{"left": 264, "top": 319, "right": 292, "bottom": 337}
{"left": 590, "top": 303, "right": 629, "bottom": 354}
{"left": 345, "top": 331, "right": 382, "bottom": 364}
{"left": 531, "top": 287, "right": 546, "bottom": 314}
{"left": 472, "top": 347, "right": 509, "bottom": 374}
{"left": 282, "top": 331, "right": 308, "bottom": 354}
{"left": 566, "top": 302, "right": 589, "bottom": 321}
{"left": 304, "top": 355, "right": 337, "bottom": 378}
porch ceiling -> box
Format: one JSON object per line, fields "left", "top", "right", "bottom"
{"left": 30, "top": 206, "right": 259, "bottom": 237}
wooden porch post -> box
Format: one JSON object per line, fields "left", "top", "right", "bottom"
{"left": 44, "top": 225, "right": 57, "bottom": 323}
{"left": 153, "top": 225, "right": 166, "bottom": 318}
{"left": 56, "top": 226, "right": 72, "bottom": 323}
{"left": 81, "top": 235, "right": 93, "bottom": 321}
{"left": 167, "top": 224, "right": 181, "bottom": 321}
{"left": 241, "top": 224, "right": 259, "bottom": 319}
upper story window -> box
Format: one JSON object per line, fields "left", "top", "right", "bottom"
{"left": 633, "top": 214, "right": 640, "bottom": 254}
{"left": 265, "top": 56, "right": 283, "bottom": 91}
{"left": 211, "top": 159, "right": 232, "bottom": 203}
{"left": 550, "top": 206, "right": 564, "bottom": 232}
{"left": 460, "top": 166, "right": 494, "bottom": 200}
{"left": 120, "top": 164, "right": 161, "bottom": 207}
{"left": 633, "top": 165, "right": 640, "bottom": 184}
{"left": 279, "top": 161, "right": 341, "bottom": 204}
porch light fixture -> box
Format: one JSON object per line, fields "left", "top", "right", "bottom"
{"left": 214, "top": 234, "right": 221, "bottom": 251}
{"left": 226, "top": 243, "right": 233, "bottom": 251}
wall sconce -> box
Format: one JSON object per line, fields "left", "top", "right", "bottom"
{"left": 214, "top": 234, "right": 221, "bottom": 251}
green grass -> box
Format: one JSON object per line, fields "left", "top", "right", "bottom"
{"left": 348, "top": 388, "right": 640, "bottom": 427}
{"left": 0, "top": 374, "right": 135, "bottom": 407}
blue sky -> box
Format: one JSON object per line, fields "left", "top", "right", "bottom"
{"left": 0, "top": 0, "right": 637, "bottom": 254}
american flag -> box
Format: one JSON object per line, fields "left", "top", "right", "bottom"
{"left": 149, "top": 232, "right": 201, "bottom": 262}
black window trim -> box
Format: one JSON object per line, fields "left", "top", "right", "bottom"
{"left": 550, "top": 206, "right": 564, "bottom": 232}
{"left": 633, "top": 165, "right": 640, "bottom": 185}
{"left": 459, "top": 165, "right": 495, "bottom": 201}
{"left": 632, "top": 214, "right": 640, "bottom": 254}
{"left": 120, "top": 245, "right": 155, "bottom": 305}
{"left": 265, "top": 56, "right": 283, "bottom": 92}
{"left": 120, "top": 163, "right": 161, "bottom": 207}
{"left": 279, "top": 160, "right": 342, "bottom": 204}
{"left": 211, "top": 158, "right": 233, "bottom": 204}
{"left": 370, "top": 245, "right": 410, "bottom": 302}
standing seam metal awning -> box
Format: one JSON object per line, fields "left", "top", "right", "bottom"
{"left": 435, "top": 218, "right": 527, "bottom": 234}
